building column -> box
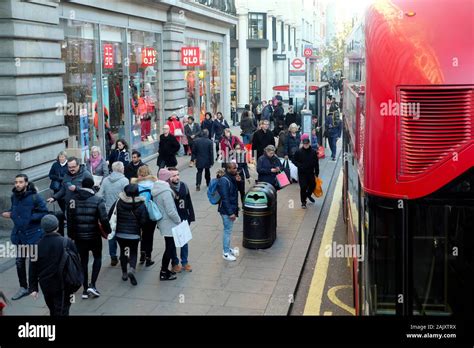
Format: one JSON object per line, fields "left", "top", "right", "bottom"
{"left": 162, "top": 7, "right": 187, "bottom": 123}
{"left": 0, "top": 0, "right": 67, "bottom": 234}
{"left": 237, "top": 6, "right": 249, "bottom": 109}
{"left": 262, "top": 13, "right": 274, "bottom": 102}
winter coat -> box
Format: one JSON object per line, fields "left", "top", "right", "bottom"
{"left": 240, "top": 115, "right": 256, "bottom": 136}
{"left": 276, "top": 130, "right": 288, "bottom": 158}
{"left": 131, "top": 175, "right": 158, "bottom": 202}
{"left": 67, "top": 188, "right": 111, "bottom": 241}
{"left": 170, "top": 182, "right": 195, "bottom": 224}
{"left": 87, "top": 157, "right": 109, "bottom": 177}
{"left": 220, "top": 135, "right": 244, "bottom": 163}
{"left": 285, "top": 132, "right": 301, "bottom": 159}
{"left": 124, "top": 160, "right": 145, "bottom": 181}
{"left": 97, "top": 171, "right": 129, "bottom": 213}
{"left": 257, "top": 154, "right": 281, "bottom": 188}
{"left": 293, "top": 146, "right": 320, "bottom": 177}
{"left": 217, "top": 174, "right": 239, "bottom": 216}
{"left": 111, "top": 191, "right": 148, "bottom": 239}
{"left": 151, "top": 181, "right": 181, "bottom": 237}
{"left": 108, "top": 149, "right": 130, "bottom": 169}
{"left": 325, "top": 114, "right": 342, "bottom": 138}
{"left": 157, "top": 133, "right": 180, "bottom": 166}
{"left": 191, "top": 136, "right": 214, "bottom": 169}
{"left": 48, "top": 160, "right": 68, "bottom": 192}
{"left": 52, "top": 164, "right": 93, "bottom": 205}
{"left": 261, "top": 104, "right": 273, "bottom": 121}
{"left": 252, "top": 129, "right": 275, "bottom": 160}
{"left": 201, "top": 119, "right": 213, "bottom": 138}
{"left": 273, "top": 106, "right": 285, "bottom": 125}
{"left": 167, "top": 118, "right": 184, "bottom": 139}
{"left": 29, "top": 233, "right": 77, "bottom": 294}
{"left": 212, "top": 119, "right": 229, "bottom": 142}
{"left": 9, "top": 184, "right": 48, "bottom": 245}
{"left": 184, "top": 122, "right": 201, "bottom": 147}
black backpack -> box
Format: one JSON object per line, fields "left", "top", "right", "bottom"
{"left": 58, "top": 237, "right": 83, "bottom": 293}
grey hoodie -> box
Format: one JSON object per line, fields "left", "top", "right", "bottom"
{"left": 151, "top": 180, "right": 181, "bottom": 237}
{"left": 97, "top": 171, "right": 129, "bottom": 212}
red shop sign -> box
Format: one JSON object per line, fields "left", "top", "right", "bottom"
{"left": 181, "top": 47, "right": 200, "bottom": 66}
{"left": 103, "top": 44, "right": 114, "bottom": 69}
{"left": 142, "top": 47, "right": 157, "bottom": 67}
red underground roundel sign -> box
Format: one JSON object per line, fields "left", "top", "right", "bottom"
{"left": 291, "top": 58, "right": 304, "bottom": 70}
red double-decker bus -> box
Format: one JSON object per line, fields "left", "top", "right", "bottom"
{"left": 342, "top": 0, "right": 473, "bottom": 316}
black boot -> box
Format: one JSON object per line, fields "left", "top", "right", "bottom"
{"left": 139, "top": 251, "right": 145, "bottom": 264}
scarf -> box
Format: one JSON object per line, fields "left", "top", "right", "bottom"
{"left": 90, "top": 155, "right": 102, "bottom": 172}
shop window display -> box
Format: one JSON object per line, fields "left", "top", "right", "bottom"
{"left": 185, "top": 38, "right": 208, "bottom": 122}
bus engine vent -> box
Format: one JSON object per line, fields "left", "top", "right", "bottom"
{"left": 398, "top": 87, "right": 473, "bottom": 178}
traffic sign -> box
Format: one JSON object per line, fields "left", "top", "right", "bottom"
{"left": 290, "top": 57, "right": 305, "bottom": 72}
{"left": 304, "top": 47, "right": 313, "bottom": 57}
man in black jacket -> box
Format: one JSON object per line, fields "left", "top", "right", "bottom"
{"left": 30, "top": 215, "right": 77, "bottom": 316}
{"left": 251, "top": 120, "right": 275, "bottom": 161}
{"left": 168, "top": 168, "right": 195, "bottom": 273}
{"left": 124, "top": 150, "right": 145, "bottom": 180}
{"left": 191, "top": 129, "right": 214, "bottom": 191}
{"left": 293, "top": 134, "right": 320, "bottom": 208}
{"left": 157, "top": 125, "right": 180, "bottom": 169}
{"left": 67, "top": 177, "right": 111, "bottom": 299}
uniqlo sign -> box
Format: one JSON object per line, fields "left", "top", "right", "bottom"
{"left": 103, "top": 44, "right": 114, "bottom": 69}
{"left": 142, "top": 47, "right": 157, "bottom": 67}
{"left": 181, "top": 47, "right": 200, "bottom": 66}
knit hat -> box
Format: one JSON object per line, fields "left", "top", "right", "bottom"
{"left": 82, "top": 177, "right": 94, "bottom": 189}
{"left": 158, "top": 168, "right": 178, "bottom": 182}
{"left": 124, "top": 184, "right": 139, "bottom": 197}
{"left": 41, "top": 214, "right": 59, "bottom": 233}
{"left": 301, "top": 133, "right": 310, "bottom": 143}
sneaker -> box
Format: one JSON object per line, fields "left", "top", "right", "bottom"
{"left": 11, "top": 287, "right": 30, "bottom": 301}
{"left": 139, "top": 251, "right": 145, "bottom": 264}
{"left": 196, "top": 185, "right": 200, "bottom": 191}
{"left": 81, "top": 291, "right": 89, "bottom": 299}
{"left": 87, "top": 285, "right": 100, "bottom": 298}
{"left": 128, "top": 270, "right": 137, "bottom": 286}
{"left": 160, "top": 271, "right": 177, "bottom": 281}
{"left": 182, "top": 264, "right": 192, "bottom": 272}
{"left": 145, "top": 258, "right": 155, "bottom": 267}
{"left": 110, "top": 256, "right": 119, "bottom": 266}
{"left": 229, "top": 247, "right": 240, "bottom": 257}
{"left": 172, "top": 264, "right": 182, "bottom": 273}
{"left": 308, "top": 196, "right": 315, "bottom": 203}
{"left": 122, "top": 273, "right": 128, "bottom": 281}
{"left": 222, "top": 253, "right": 236, "bottom": 261}
{"left": 301, "top": 203, "right": 307, "bottom": 209}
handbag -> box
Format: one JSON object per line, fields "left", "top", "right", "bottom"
{"left": 172, "top": 220, "right": 193, "bottom": 248}
{"left": 108, "top": 200, "right": 118, "bottom": 240}
{"left": 313, "top": 177, "right": 323, "bottom": 197}
{"left": 174, "top": 128, "right": 183, "bottom": 137}
{"left": 317, "top": 146, "right": 325, "bottom": 159}
{"left": 146, "top": 199, "right": 162, "bottom": 222}
{"left": 276, "top": 171, "right": 291, "bottom": 189}
{"left": 98, "top": 222, "right": 108, "bottom": 239}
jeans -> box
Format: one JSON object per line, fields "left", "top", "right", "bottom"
{"left": 172, "top": 243, "right": 188, "bottom": 266}
{"left": 117, "top": 238, "right": 139, "bottom": 273}
{"left": 196, "top": 168, "right": 211, "bottom": 187}
{"left": 16, "top": 256, "right": 33, "bottom": 289}
{"left": 242, "top": 134, "right": 251, "bottom": 145}
{"left": 328, "top": 136, "right": 337, "bottom": 159}
{"left": 76, "top": 238, "right": 102, "bottom": 290}
{"left": 221, "top": 214, "right": 234, "bottom": 254}
{"left": 298, "top": 171, "right": 316, "bottom": 204}
{"left": 108, "top": 236, "right": 118, "bottom": 258}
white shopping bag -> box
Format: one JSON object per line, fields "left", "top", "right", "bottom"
{"left": 172, "top": 220, "right": 192, "bottom": 247}
{"left": 279, "top": 158, "right": 298, "bottom": 181}
{"left": 93, "top": 175, "right": 103, "bottom": 187}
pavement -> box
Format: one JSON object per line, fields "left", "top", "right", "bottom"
{"left": 0, "top": 128, "right": 341, "bottom": 316}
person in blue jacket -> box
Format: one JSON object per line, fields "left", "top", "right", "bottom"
{"left": 257, "top": 145, "right": 281, "bottom": 189}
{"left": 211, "top": 112, "right": 229, "bottom": 159}
{"left": 325, "top": 111, "right": 342, "bottom": 161}
{"left": 216, "top": 163, "right": 240, "bottom": 261}
{"left": 1, "top": 174, "right": 48, "bottom": 301}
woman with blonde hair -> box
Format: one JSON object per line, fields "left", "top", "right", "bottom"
{"left": 88, "top": 146, "right": 109, "bottom": 177}
{"left": 48, "top": 150, "right": 68, "bottom": 212}
{"left": 131, "top": 165, "right": 158, "bottom": 266}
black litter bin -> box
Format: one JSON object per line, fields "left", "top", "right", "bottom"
{"left": 254, "top": 182, "right": 277, "bottom": 228}
{"left": 243, "top": 184, "right": 277, "bottom": 249}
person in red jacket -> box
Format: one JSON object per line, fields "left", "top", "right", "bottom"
{"left": 166, "top": 114, "right": 184, "bottom": 144}
{"left": 219, "top": 128, "right": 243, "bottom": 167}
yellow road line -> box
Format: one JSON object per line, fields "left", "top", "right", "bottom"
{"left": 303, "top": 171, "right": 343, "bottom": 315}
{"left": 327, "top": 285, "right": 355, "bottom": 316}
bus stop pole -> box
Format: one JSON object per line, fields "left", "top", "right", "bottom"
{"left": 305, "top": 57, "right": 309, "bottom": 110}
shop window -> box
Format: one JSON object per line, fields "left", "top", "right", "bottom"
{"left": 248, "top": 13, "right": 266, "bottom": 40}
